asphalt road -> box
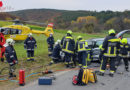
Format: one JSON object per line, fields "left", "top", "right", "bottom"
{"left": 16, "top": 63, "right": 130, "bottom": 90}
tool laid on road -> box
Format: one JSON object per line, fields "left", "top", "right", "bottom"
{"left": 38, "top": 77, "right": 52, "bottom": 85}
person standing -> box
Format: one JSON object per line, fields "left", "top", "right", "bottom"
{"left": 5, "top": 38, "right": 18, "bottom": 78}
{"left": 98, "top": 29, "right": 120, "bottom": 77}
{"left": 62, "top": 30, "right": 75, "bottom": 68}
{"left": 0, "top": 29, "right": 6, "bottom": 62}
{"left": 47, "top": 33, "right": 54, "bottom": 57}
{"left": 76, "top": 36, "right": 88, "bottom": 68}
{"left": 118, "top": 38, "right": 130, "bottom": 71}
{"left": 24, "top": 33, "right": 37, "bottom": 61}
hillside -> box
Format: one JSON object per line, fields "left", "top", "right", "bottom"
{"left": 8, "top": 9, "right": 130, "bottom": 32}
{"left": 0, "top": 12, "right": 19, "bottom": 20}
{"left": 9, "top": 9, "right": 123, "bottom": 23}
{"left": 9, "top": 9, "right": 63, "bottom": 22}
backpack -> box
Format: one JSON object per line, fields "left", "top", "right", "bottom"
{"left": 88, "top": 69, "right": 97, "bottom": 83}
{"left": 72, "top": 68, "right": 97, "bottom": 85}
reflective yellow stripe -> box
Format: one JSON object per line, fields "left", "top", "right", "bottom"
{"left": 66, "top": 36, "right": 73, "bottom": 39}
{"left": 119, "top": 54, "right": 128, "bottom": 58}
{"left": 86, "top": 49, "right": 91, "bottom": 50}
{"left": 100, "top": 59, "right": 105, "bottom": 73}
{"left": 101, "top": 48, "right": 105, "bottom": 51}
{"left": 87, "top": 54, "right": 91, "bottom": 61}
{"left": 78, "top": 40, "right": 86, "bottom": 52}
{"left": 31, "top": 57, "right": 34, "bottom": 59}
{"left": 79, "top": 64, "right": 82, "bottom": 66}
{"left": 108, "top": 47, "right": 111, "bottom": 54}
{"left": 66, "top": 42, "right": 69, "bottom": 50}
{"left": 108, "top": 38, "right": 120, "bottom": 42}
{"left": 110, "top": 70, "right": 114, "bottom": 73}
{"left": 114, "top": 47, "right": 116, "bottom": 55}
{"left": 83, "top": 66, "right": 87, "bottom": 68}
{"left": 104, "top": 53, "right": 116, "bottom": 57}
{"left": 100, "top": 70, "right": 105, "bottom": 73}
{"left": 65, "top": 62, "right": 68, "bottom": 64}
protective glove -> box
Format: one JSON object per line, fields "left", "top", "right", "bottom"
{"left": 15, "top": 60, "right": 18, "bottom": 64}
{"left": 35, "top": 45, "right": 37, "bottom": 49}
{"left": 9, "top": 62, "right": 14, "bottom": 66}
{"left": 24, "top": 45, "right": 26, "bottom": 49}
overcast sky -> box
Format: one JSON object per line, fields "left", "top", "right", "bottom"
{"left": 2, "top": 0, "right": 130, "bottom": 11}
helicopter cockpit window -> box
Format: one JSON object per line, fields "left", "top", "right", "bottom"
{"left": 4, "top": 28, "right": 11, "bottom": 35}
{"left": 3, "top": 28, "right": 22, "bottom": 35}
{"left": 10, "top": 29, "right": 22, "bottom": 34}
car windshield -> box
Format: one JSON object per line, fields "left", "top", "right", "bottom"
{"left": 95, "top": 40, "right": 104, "bottom": 48}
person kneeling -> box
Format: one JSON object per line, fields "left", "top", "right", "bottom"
{"left": 49, "top": 40, "right": 62, "bottom": 65}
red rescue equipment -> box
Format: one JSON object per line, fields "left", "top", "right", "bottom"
{"left": 19, "top": 70, "right": 25, "bottom": 86}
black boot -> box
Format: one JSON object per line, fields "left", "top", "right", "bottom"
{"left": 9, "top": 73, "right": 13, "bottom": 79}
{"left": 97, "top": 72, "right": 104, "bottom": 76}
{"left": 66, "top": 64, "right": 69, "bottom": 68}
{"left": 1, "top": 58, "right": 4, "bottom": 62}
{"left": 125, "top": 67, "right": 129, "bottom": 72}
{"left": 109, "top": 73, "right": 114, "bottom": 77}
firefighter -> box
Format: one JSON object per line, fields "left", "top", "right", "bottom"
{"left": 24, "top": 33, "right": 37, "bottom": 61}
{"left": 0, "top": 29, "right": 6, "bottom": 62}
{"left": 118, "top": 38, "right": 130, "bottom": 71}
{"left": 47, "top": 33, "right": 54, "bottom": 57}
{"left": 76, "top": 36, "right": 88, "bottom": 68}
{"left": 128, "top": 43, "right": 130, "bottom": 61}
{"left": 5, "top": 38, "right": 18, "bottom": 78}
{"left": 49, "top": 40, "right": 62, "bottom": 65}
{"left": 86, "top": 43, "right": 91, "bottom": 65}
{"left": 98, "top": 29, "right": 120, "bottom": 77}
{"left": 99, "top": 44, "right": 103, "bottom": 62}
{"left": 62, "top": 30, "right": 75, "bottom": 68}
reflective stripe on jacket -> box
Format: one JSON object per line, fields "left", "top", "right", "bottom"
{"left": 76, "top": 39, "right": 88, "bottom": 52}
{"left": 62, "top": 36, "right": 75, "bottom": 54}
{"left": 102, "top": 35, "right": 120, "bottom": 57}
{"left": 119, "top": 43, "right": 129, "bottom": 58}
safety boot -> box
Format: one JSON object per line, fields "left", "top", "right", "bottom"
{"left": 97, "top": 72, "right": 104, "bottom": 76}
{"left": 125, "top": 67, "right": 129, "bottom": 72}
{"left": 66, "top": 64, "right": 69, "bottom": 68}
{"left": 109, "top": 73, "right": 114, "bottom": 77}
{"left": 9, "top": 73, "right": 14, "bottom": 79}
{"left": 31, "top": 59, "right": 35, "bottom": 61}
{"left": 27, "top": 58, "right": 31, "bottom": 61}
{"left": 1, "top": 58, "right": 4, "bottom": 62}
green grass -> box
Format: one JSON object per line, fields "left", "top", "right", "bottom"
{"left": 0, "top": 21, "right": 13, "bottom": 27}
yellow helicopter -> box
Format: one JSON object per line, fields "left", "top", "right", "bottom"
{"left": 0, "top": 20, "right": 54, "bottom": 41}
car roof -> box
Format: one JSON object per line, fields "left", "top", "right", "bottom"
{"left": 86, "top": 38, "right": 104, "bottom": 41}
{"left": 116, "top": 30, "right": 130, "bottom": 38}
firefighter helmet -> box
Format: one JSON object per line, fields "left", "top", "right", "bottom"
{"left": 28, "top": 33, "right": 32, "bottom": 37}
{"left": 67, "top": 30, "right": 72, "bottom": 35}
{"left": 77, "top": 36, "right": 82, "bottom": 40}
{"left": 6, "top": 38, "right": 15, "bottom": 45}
{"left": 108, "top": 29, "right": 115, "bottom": 35}
{"left": 121, "top": 38, "right": 127, "bottom": 44}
